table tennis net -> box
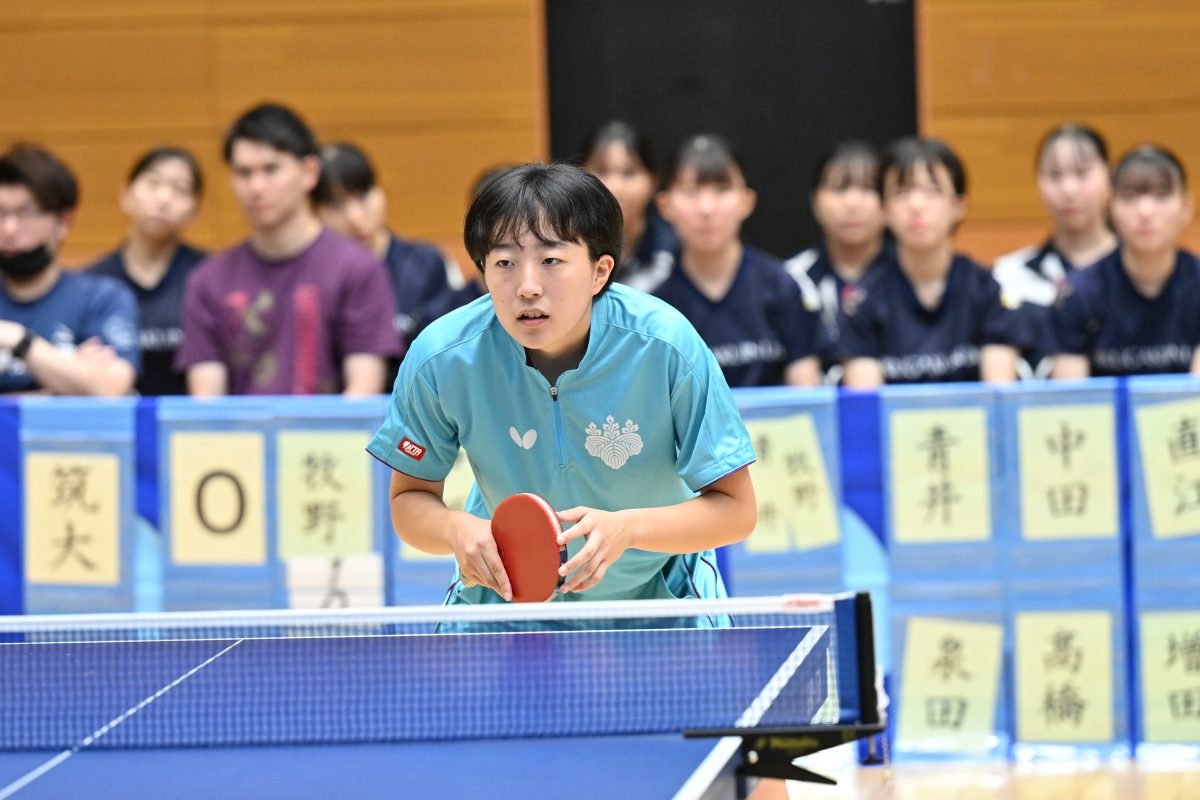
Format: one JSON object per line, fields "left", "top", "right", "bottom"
{"left": 0, "top": 593, "right": 877, "bottom": 751}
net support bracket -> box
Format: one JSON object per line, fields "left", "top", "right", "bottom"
{"left": 685, "top": 723, "right": 885, "bottom": 789}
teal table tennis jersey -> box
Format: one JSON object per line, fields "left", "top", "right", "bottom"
{"left": 367, "top": 284, "right": 755, "bottom": 615}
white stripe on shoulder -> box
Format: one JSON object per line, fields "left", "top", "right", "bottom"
{"left": 993, "top": 245, "right": 1058, "bottom": 306}
{"left": 625, "top": 250, "right": 675, "bottom": 293}
{"left": 783, "top": 249, "right": 822, "bottom": 308}
{"left": 443, "top": 255, "right": 466, "bottom": 290}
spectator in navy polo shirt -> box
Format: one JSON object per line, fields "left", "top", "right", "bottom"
{"left": 994, "top": 124, "right": 1117, "bottom": 379}
{"left": 0, "top": 145, "right": 139, "bottom": 396}
{"left": 642, "top": 134, "right": 822, "bottom": 388}
{"left": 88, "top": 147, "right": 206, "bottom": 395}
{"left": 785, "top": 141, "right": 889, "bottom": 381}
{"left": 1051, "top": 145, "right": 1200, "bottom": 378}
{"left": 838, "top": 137, "right": 1027, "bottom": 386}
{"left": 581, "top": 121, "right": 678, "bottom": 291}
{"left": 314, "top": 142, "right": 475, "bottom": 372}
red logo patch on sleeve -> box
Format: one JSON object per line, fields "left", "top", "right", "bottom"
{"left": 398, "top": 437, "right": 426, "bottom": 461}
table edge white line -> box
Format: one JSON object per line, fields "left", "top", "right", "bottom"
{"left": 0, "top": 639, "right": 244, "bottom": 799}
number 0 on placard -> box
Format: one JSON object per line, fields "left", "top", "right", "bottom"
{"left": 169, "top": 432, "right": 267, "bottom": 565}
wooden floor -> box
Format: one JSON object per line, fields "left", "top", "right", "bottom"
{"left": 747, "top": 762, "right": 1200, "bottom": 799}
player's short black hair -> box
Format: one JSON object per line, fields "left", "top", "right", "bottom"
{"left": 811, "top": 141, "right": 880, "bottom": 194}
{"left": 1036, "top": 123, "right": 1109, "bottom": 174}
{"left": 661, "top": 134, "right": 747, "bottom": 190}
{"left": 128, "top": 146, "right": 204, "bottom": 199}
{"left": 222, "top": 102, "right": 320, "bottom": 163}
{"left": 464, "top": 162, "right": 623, "bottom": 293}
{"left": 878, "top": 136, "right": 967, "bottom": 198}
{"left": 312, "top": 142, "right": 377, "bottom": 207}
{"left": 0, "top": 144, "right": 79, "bottom": 214}
{"left": 581, "top": 121, "right": 658, "bottom": 175}
{"left": 1112, "top": 144, "right": 1188, "bottom": 197}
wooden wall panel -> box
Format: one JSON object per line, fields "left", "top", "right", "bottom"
{"left": 927, "top": 2, "right": 1200, "bottom": 114}
{"left": 5, "top": 2, "right": 207, "bottom": 25}
{"left": 211, "top": 17, "right": 538, "bottom": 126}
{"left": 0, "top": 29, "right": 212, "bottom": 135}
{"left": 921, "top": 0, "right": 1200, "bottom": 262}
{"left": 0, "top": 0, "right": 545, "bottom": 265}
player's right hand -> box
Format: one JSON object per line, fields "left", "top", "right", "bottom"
{"left": 451, "top": 517, "right": 512, "bottom": 601}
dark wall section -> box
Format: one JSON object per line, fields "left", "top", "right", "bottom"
{"left": 546, "top": 1, "right": 916, "bottom": 259}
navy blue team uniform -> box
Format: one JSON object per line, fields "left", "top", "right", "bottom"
{"left": 380, "top": 233, "right": 476, "bottom": 384}
{"left": 1051, "top": 248, "right": 1200, "bottom": 376}
{"left": 641, "top": 246, "right": 823, "bottom": 388}
{"left": 785, "top": 243, "right": 890, "bottom": 371}
{"left": 994, "top": 240, "right": 1117, "bottom": 378}
{"left": 616, "top": 211, "right": 678, "bottom": 292}
{"left": 382, "top": 234, "right": 469, "bottom": 346}
{"left": 837, "top": 254, "right": 1028, "bottom": 383}
{"left": 0, "top": 271, "right": 140, "bottom": 393}
{"left": 87, "top": 243, "right": 206, "bottom": 395}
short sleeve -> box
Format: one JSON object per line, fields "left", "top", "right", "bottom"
{"left": 85, "top": 279, "right": 141, "bottom": 372}
{"left": 175, "top": 264, "right": 224, "bottom": 369}
{"left": 366, "top": 358, "right": 460, "bottom": 481}
{"left": 339, "top": 255, "right": 402, "bottom": 358}
{"left": 670, "top": 347, "right": 756, "bottom": 492}
{"left": 978, "top": 272, "right": 1032, "bottom": 349}
{"left": 1050, "top": 277, "right": 1097, "bottom": 356}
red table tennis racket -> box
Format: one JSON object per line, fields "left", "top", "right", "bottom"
{"left": 491, "top": 493, "right": 567, "bottom": 603}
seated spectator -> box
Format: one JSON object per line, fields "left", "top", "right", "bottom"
{"left": 785, "top": 141, "right": 888, "bottom": 379}
{"left": 87, "top": 147, "right": 206, "bottom": 395}
{"left": 994, "top": 123, "right": 1117, "bottom": 378}
{"left": 176, "top": 103, "right": 400, "bottom": 396}
{"left": 839, "top": 137, "right": 1026, "bottom": 386}
{"left": 0, "top": 145, "right": 138, "bottom": 396}
{"left": 645, "top": 134, "right": 822, "bottom": 388}
{"left": 581, "top": 121, "right": 677, "bottom": 290}
{"left": 314, "top": 142, "right": 474, "bottom": 366}
{"left": 1051, "top": 145, "right": 1200, "bottom": 378}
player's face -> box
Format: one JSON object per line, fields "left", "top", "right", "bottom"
{"left": 586, "top": 144, "right": 655, "bottom": 237}
{"left": 121, "top": 157, "right": 199, "bottom": 242}
{"left": 812, "top": 173, "right": 884, "bottom": 250}
{"left": 229, "top": 140, "right": 319, "bottom": 232}
{"left": 483, "top": 228, "right": 614, "bottom": 363}
{"left": 883, "top": 162, "right": 964, "bottom": 252}
{"left": 657, "top": 166, "right": 755, "bottom": 257}
{"left": 0, "top": 185, "right": 68, "bottom": 258}
{"left": 318, "top": 186, "right": 388, "bottom": 252}
{"left": 1111, "top": 184, "right": 1193, "bottom": 256}
{"left": 1037, "top": 140, "right": 1110, "bottom": 235}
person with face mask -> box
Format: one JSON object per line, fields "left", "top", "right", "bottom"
{"left": 0, "top": 145, "right": 139, "bottom": 395}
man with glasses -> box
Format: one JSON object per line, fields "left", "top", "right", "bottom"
{"left": 0, "top": 145, "right": 139, "bottom": 395}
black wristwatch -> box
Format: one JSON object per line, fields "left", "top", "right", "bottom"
{"left": 11, "top": 327, "right": 36, "bottom": 360}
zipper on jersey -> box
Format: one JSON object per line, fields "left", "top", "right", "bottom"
{"left": 550, "top": 385, "right": 566, "bottom": 468}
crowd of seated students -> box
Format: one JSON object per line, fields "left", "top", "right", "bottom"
{"left": 588, "top": 120, "right": 1199, "bottom": 390}
{"left": 1, "top": 108, "right": 1196, "bottom": 399}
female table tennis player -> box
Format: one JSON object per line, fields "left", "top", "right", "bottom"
{"left": 366, "top": 163, "right": 756, "bottom": 624}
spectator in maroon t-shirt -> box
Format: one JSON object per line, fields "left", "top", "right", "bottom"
{"left": 176, "top": 103, "right": 400, "bottom": 395}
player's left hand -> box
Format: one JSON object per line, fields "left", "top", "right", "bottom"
{"left": 555, "top": 506, "right": 633, "bottom": 593}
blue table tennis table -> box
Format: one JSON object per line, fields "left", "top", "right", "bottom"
{"left": 0, "top": 596, "right": 880, "bottom": 799}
